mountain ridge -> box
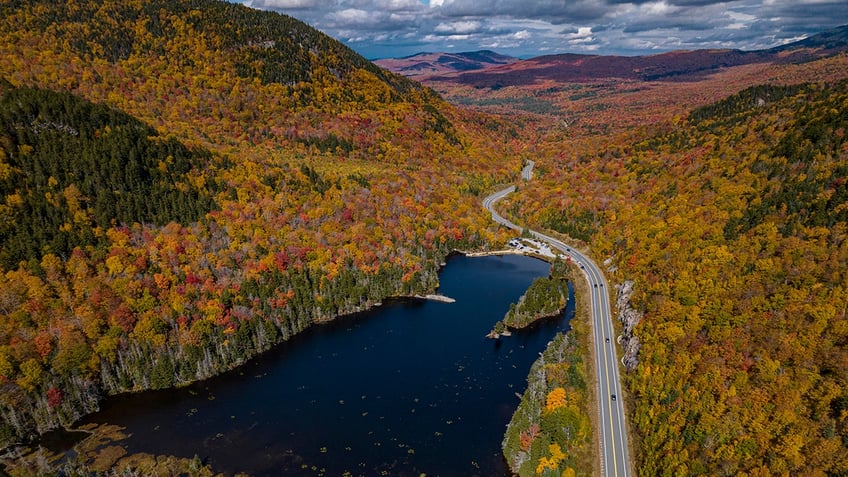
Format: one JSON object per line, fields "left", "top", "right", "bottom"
{"left": 0, "top": 0, "right": 459, "bottom": 153}
{"left": 388, "top": 24, "right": 848, "bottom": 86}
{"left": 374, "top": 50, "right": 518, "bottom": 78}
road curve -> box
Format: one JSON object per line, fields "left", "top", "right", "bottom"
{"left": 482, "top": 161, "right": 631, "bottom": 477}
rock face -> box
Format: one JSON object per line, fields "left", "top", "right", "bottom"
{"left": 614, "top": 280, "right": 642, "bottom": 370}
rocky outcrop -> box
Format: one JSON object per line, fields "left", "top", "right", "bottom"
{"left": 614, "top": 280, "right": 642, "bottom": 370}
{"left": 417, "top": 294, "right": 456, "bottom": 303}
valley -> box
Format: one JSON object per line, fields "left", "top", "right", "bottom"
{"left": 1, "top": 0, "right": 847, "bottom": 475}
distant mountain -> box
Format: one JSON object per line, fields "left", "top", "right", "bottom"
{"left": 428, "top": 24, "right": 848, "bottom": 87}
{"left": 772, "top": 23, "right": 848, "bottom": 52}
{"left": 374, "top": 50, "right": 518, "bottom": 78}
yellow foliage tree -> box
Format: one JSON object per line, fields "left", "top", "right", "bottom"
{"left": 545, "top": 387, "right": 567, "bottom": 413}
{"left": 536, "top": 443, "right": 566, "bottom": 474}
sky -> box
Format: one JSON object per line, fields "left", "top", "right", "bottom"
{"left": 237, "top": 0, "right": 847, "bottom": 59}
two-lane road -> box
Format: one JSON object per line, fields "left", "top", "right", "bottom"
{"left": 481, "top": 186, "right": 520, "bottom": 230}
{"left": 482, "top": 162, "right": 631, "bottom": 477}
{"left": 529, "top": 231, "right": 631, "bottom": 477}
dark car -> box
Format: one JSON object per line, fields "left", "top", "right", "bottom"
{"left": 611, "top": 394, "right": 616, "bottom": 401}
{"left": 605, "top": 337, "right": 610, "bottom": 343}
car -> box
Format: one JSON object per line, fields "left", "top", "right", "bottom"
{"left": 605, "top": 337, "right": 610, "bottom": 343}
{"left": 611, "top": 394, "right": 616, "bottom": 401}
{"left": 594, "top": 284, "right": 598, "bottom": 288}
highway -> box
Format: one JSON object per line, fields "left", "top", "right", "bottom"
{"left": 482, "top": 160, "right": 631, "bottom": 477}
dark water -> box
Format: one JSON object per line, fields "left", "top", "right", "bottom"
{"left": 78, "top": 254, "right": 574, "bottom": 476}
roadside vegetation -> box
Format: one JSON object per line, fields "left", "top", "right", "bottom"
{"left": 496, "top": 72, "right": 848, "bottom": 474}
{"left": 503, "top": 330, "right": 593, "bottom": 476}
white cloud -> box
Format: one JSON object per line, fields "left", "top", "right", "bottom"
{"left": 389, "top": 12, "right": 418, "bottom": 22}
{"left": 236, "top": 0, "right": 847, "bottom": 58}
{"left": 434, "top": 20, "right": 482, "bottom": 34}
{"left": 725, "top": 10, "right": 756, "bottom": 29}
{"left": 776, "top": 34, "right": 810, "bottom": 44}
{"left": 567, "top": 26, "right": 594, "bottom": 39}
{"left": 245, "top": 0, "right": 317, "bottom": 9}
{"left": 376, "top": 0, "right": 419, "bottom": 8}
{"left": 645, "top": 1, "right": 679, "bottom": 15}
{"left": 423, "top": 33, "right": 471, "bottom": 42}
{"left": 328, "top": 8, "right": 371, "bottom": 25}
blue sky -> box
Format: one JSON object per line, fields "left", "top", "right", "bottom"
{"left": 237, "top": 0, "right": 847, "bottom": 59}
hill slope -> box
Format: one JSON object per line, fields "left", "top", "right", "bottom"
{"left": 0, "top": 84, "right": 217, "bottom": 269}
{"left": 497, "top": 70, "right": 848, "bottom": 475}
{"left": 0, "top": 0, "right": 463, "bottom": 154}
{"left": 614, "top": 80, "right": 848, "bottom": 476}
{"left": 0, "top": 0, "right": 520, "bottom": 455}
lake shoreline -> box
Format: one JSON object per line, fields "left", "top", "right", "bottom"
{"left": 6, "top": 254, "right": 564, "bottom": 477}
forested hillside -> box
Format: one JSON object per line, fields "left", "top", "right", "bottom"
{"left": 0, "top": 0, "right": 467, "bottom": 156}
{"left": 5, "top": 0, "right": 847, "bottom": 474}
{"left": 505, "top": 75, "right": 848, "bottom": 474}
{"left": 617, "top": 81, "right": 848, "bottom": 475}
{"left": 0, "top": 0, "right": 519, "bottom": 451}
{"left": 0, "top": 85, "right": 218, "bottom": 269}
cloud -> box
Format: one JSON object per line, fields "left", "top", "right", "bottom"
{"left": 244, "top": 0, "right": 318, "bottom": 9}
{"left": 565, "top": 27, "right": 595, "bottom": 40}
{"left": 438, "top": 0, "right": 613, "bottom": 23}
{"left": 434, "top": 20, "right": 484, "bottom": 35}
{"left": 327, "top": 9, "right": 371, "bottom": 26}
{"left": 235, "top": 0, "right": 847, "bottom": 58}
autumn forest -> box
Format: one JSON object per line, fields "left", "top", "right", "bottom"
{"left": 1, "top": 0, "right": 848, "bottom": 475}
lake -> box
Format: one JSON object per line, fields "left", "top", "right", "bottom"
{"left": 76, "top": 254, "right": 574, "bottom": 476}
